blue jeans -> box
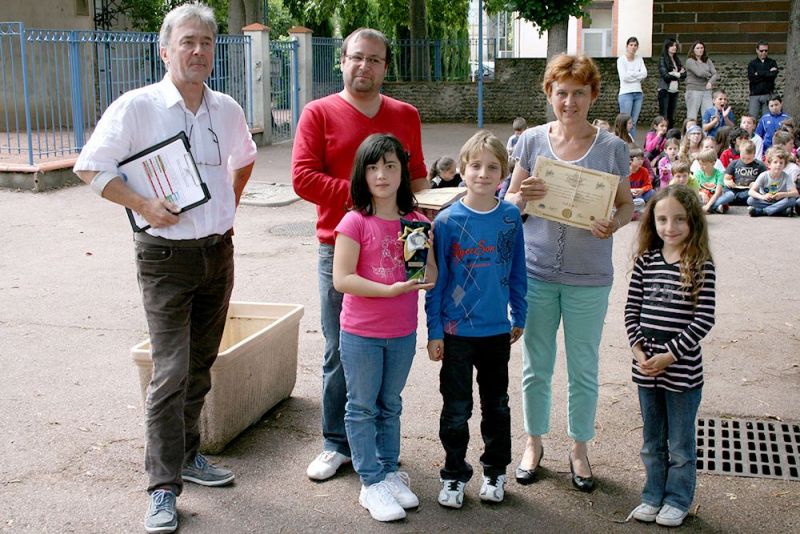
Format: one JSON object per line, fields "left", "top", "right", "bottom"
{"left": 746, "top": 196, "right": 796, "bottom": 216}
{"left": 318, "top": 244, "right": 349, "bottom": 456}
{"left": 340, "top": 330, "right": 416, "bottom": 486}
{"left": 439, "top": 333, "right": 511, "bottom": 482}
{"left": 520, "top": 278, "right": 611, "bottom": 442}
{"left": 714, "top": 188, "right": 749, "bottom": 209}
{"left": 618, "top": 91, "right": 644, "bottom": 138}
{"left": 638, "top": 386, "right": 702, "bottom": 513}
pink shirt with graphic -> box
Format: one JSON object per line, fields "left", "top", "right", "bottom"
{"left": 335, "top": 210, "right": 429, "bottom": 338}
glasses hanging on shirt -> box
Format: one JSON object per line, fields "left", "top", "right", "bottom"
{"left": 184, "top": 91, "right": 222, "bottom": 167}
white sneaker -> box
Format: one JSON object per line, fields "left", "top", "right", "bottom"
{"left": 438, "top": 479, "right": 466, "bottom": 509}
{"left": 359, "top": 481, "right": 406, "bottom": 522}
{"left": 656, "top": 504, "right": 688, "bottom": 527}
{"left": 629, "top": 503, "right": 661, "bottom": 523}
{"left": 383, "top": 471, "right": 419, "bottom": 509}
{"left": 479, "top": 474, "right": 506, "bottom": 503}
{"left": 306, "top": 451, "right": 350, "bottom": 481}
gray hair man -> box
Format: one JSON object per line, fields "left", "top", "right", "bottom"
{"left": 73, "top": 3, "right": 256, "bottom": 532}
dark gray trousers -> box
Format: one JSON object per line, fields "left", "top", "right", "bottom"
{"left": 134, "top": 233, "right": 234, "bottom": 495}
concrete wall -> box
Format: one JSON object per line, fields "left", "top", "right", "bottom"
{"left": 4, "top": 0, "right": 93, "bottom": 30}
{"left": 383, "top": 55, "right": 787, "bottom": 126}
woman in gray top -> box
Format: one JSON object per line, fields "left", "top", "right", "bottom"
{"left": 506, "top": 54, "right": 634, "bottom": 492}
{"left": 684, "top": 41, "right": 718, "bottom": 122}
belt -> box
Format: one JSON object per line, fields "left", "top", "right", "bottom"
{"left": 133, "top": 229, "right": 232, "bottom": 248}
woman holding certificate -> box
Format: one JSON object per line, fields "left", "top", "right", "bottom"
{"left": 505, "top": 54, "right": 634, "bottom": 492}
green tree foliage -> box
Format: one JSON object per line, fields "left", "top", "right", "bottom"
{"left": 485, "top": 0, "right": 592, "bottom": 36}
{"left": 266, "top": 0, "right": 299, "bottom": 37}
{"left": 97, "top": 0, "right": 229, "bottom": 33}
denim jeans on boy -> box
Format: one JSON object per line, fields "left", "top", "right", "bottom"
{"left": 339, "top": 330, "right": 416, "bottom": 486}
{"left": 746, "top": 196, "right": 796, "bottom": 216}
{"left": 318, "top": 244, "right": 350, "bottom": 457}
{"left": 638, "top": 386, "right": 702, "bottom": 513}
{"left": 439, "top": 333, "right": 511, "bottom": 482}
{"left": 618, "top": 91, "right": 643, "bottom": 138}
{"left": 714, "top": 188, "right": 749, "bottom": 209}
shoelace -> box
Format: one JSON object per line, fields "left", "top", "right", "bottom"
{"left": 150, "top": 490, "right": 174, "bottom": 512}
{"left": 375, "top": 481, "right": 399, "bottom": 504}
{"left": 446, "top": 480, "right": 462, "bottom": 491}
{"left": 319, "top": 451, "right": 338, "bottom": 462}
{"left": 485, "top": 475, "right": 500, "bottom": 487}
{"left": 391, "top": 471, "right": 411, "bottom": 488}
{"left": 192, "top": 454, "right": 209, "bottom": 470}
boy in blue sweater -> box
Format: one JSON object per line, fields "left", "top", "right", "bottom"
{"left": 756, "top": 95, "right": 790, "bottom": 152}
{"left": 426, "top": 130, "right": 527, "bottom": 508}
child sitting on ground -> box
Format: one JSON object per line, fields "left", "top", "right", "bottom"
{"left": 719, "top": 128, "right": 750, "bottom": 168}
{"left": 714, "top": 139, "right": 766, "bottom": 213}
{"left": 690, "top": 136, "right": 725, "bottom": 175}
{"left": 657, "top": 138, "right": 681, "bottom": 188}
{"left": 694, "top": 148, "right": 725, "bottom": 213}
{"left": 429, "top": 157, "right": 463, "bottom": 189}
{"left": 629, "top": 148, "right": 654, "bottom": 217}
{"left": 507, "top": 117, "right": 528, "bottom": 156}
{"left": 644, "top": 115, "right": 669, "bottom": 164}
{"left": 747, "top": 147, "right": 799, "bottom": 217}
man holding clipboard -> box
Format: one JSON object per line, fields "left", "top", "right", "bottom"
{"left": 73, "top": 3, "right": 256, "bottom": 533}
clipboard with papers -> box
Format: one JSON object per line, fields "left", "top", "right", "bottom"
{"left": 118, "top": 131, "right": 211, "bottom": 232}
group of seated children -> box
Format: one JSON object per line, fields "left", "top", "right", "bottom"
{"left": 625, "top": 94, "right": 799, "bottom": 218}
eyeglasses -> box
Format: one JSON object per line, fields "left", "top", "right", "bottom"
{"left": 345, "top": 54, "right": 385, "bottom": 67}
{"left": 184, "top": 92, "right": 222, "bottom": 167}
{"left": 758, "top": 48, "right": 769, "bottom": 53}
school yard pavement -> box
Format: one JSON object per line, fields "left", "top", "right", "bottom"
{"left": 1, "top": 123, "right": 799, "bottom": 533}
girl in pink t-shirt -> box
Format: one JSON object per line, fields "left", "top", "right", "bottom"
{"left": 332, "top": 133, "right": 437, "bottom": 522}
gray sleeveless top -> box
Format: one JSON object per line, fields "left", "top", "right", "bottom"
{"left": 512, "top": 124, "right": 630, "bottom": 286}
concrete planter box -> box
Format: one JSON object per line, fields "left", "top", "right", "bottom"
{"left": 132, "top": 302, "right": 304, "bottom": 454}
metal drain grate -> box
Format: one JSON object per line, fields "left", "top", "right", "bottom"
{"left": 269, "top": 221, "right": 316, "bottom": 237}
{"left": 696, "top": 417, "right": 800, "bottom": 481}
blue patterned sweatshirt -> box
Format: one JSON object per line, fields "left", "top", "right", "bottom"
{"left": 426, "top": 199, "right": 527, "bottom": 339}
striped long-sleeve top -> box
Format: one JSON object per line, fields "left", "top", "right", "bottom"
{"left": 624, "top": 249, "right": 716, "bottom": 392}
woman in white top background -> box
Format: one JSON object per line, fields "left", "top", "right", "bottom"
{"left": 617, "top": 36, "right": 648, "bottom": 138}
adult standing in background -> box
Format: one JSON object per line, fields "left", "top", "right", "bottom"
{"left": 747, "top": 41, "right": 779, "bottom": 119}
{"left": 685, "top": 41, "right": 717, "bottom": 122}
{"left": 73, "top": 3, "right": 257, "bottom": 532}
{"left": 657, "top": 38, "right": 686, "bottom": 130}
{"left": 617, "top": 37, "right": 647, "bottom": 138}
{"left": 506, "top": 54, "right": 634, "bottom": 494}
{"left": 292, "top": 27, "right": 428, "bottom": 483}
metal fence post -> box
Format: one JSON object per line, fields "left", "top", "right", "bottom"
{"left": 291, "top": 40, "right": 299, "bottom": 135}
{"left": 434, "top": 40, "right": 442, "bottom": 81}
{"left": 244, "top": 23, "right": 271, "bottom": 146}
{"left": 68, "top": 30, "right": 85, "bottom": 151}
{"left": 288, "top": 26, "right": 313, "bottom": 118}
{"left": 18, "top": 23, "right": 34, "bottom": 165}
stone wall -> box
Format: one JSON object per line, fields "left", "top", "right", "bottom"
{"left": 383, "top": 56, "right": 787, "bottom": 128}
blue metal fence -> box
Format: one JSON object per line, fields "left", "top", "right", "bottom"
{"left": 312, "top": 37, "right": 343, "bottom": 100}
{"left": 0, "top": 22, "right": 252, "bottom": 165}
{"left": 269, "top": 39, "right": 298, "bottom": 143}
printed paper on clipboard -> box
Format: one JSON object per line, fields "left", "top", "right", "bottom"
{"left": 118, "top": 131, "right": 211, "bottom": 232}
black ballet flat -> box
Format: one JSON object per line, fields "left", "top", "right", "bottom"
{"left": 515, "top": 445, "right": 544, "bottom": 485}
{"left": 569, "top": 453, "right": 595, "bottom": 493}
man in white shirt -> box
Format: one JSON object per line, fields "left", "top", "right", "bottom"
{"left": 73, "top": 3, "right": 256, "bottom": 533}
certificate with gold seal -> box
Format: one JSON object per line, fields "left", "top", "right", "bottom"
{"left": 524, "top": 156, "right": 619, "bottom": 230}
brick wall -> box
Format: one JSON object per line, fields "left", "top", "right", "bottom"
{"left": 383, "top": 56, "right": 786, "bottom": 127}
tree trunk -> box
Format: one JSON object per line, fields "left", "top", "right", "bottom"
{"left": 409, "top": 0, "right": 430, "bottom": 81}
{"left": 544, "top": 20, "right": 569, "bottom": 121}
{"left": 228, "top": 0, "right": 264, "bottom": 34}
{"left": 785, "top": 0, "right": 800, "bottom": 120}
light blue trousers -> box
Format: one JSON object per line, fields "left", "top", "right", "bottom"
{"left": 520, "top": 278, "right": 611, "bottom": 442}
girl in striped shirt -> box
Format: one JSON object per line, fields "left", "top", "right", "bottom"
{"left": 624, "top": 185, "right": 716, "bottom": 527}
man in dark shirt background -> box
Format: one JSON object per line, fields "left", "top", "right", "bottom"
{"left": 747, "top": 41, "right": 779, "bottom": 119}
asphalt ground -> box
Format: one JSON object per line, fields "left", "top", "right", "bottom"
{"left": 1, "top": 123, "right": 799, "bottom": 533}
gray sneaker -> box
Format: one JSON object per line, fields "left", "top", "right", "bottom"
{"left": 144, "top": 489, "right": 177, "bottom": 533}
{"left": 182, "top": 453, "right": 235, "bottom": 486}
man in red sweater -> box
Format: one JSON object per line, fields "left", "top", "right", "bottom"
{"left": 292, "top": 28, "right": 429, "bottom": 483}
